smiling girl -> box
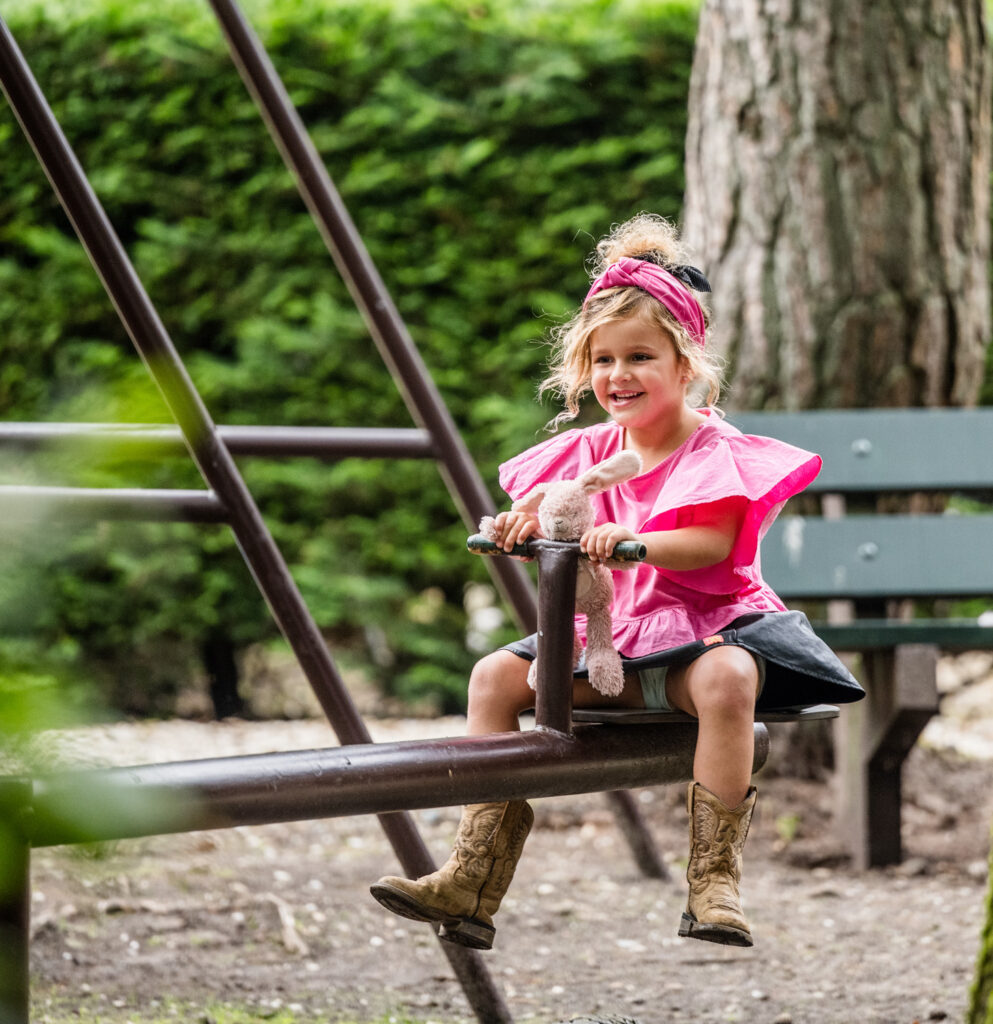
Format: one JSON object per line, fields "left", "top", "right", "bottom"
{"left": 371, "top": 213, "right": 863, "bottom": 951}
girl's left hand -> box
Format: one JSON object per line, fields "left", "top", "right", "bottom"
{"left": 580, "top": 522, "right": 640, "bottom": 564}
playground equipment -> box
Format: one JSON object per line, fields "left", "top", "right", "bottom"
{"left": 0, "top": 6, "right": 830, "bottom": 1021}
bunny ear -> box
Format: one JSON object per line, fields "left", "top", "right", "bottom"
{"left": 512, "top": 487, "right": 546, "bottom": 513}
{"left": 578, "top": 451, "right": 643, "bottom": 495}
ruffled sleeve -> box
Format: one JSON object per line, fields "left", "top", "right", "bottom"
{"left": 498, "top": 425, "right": 618, "bottom": 502}
{"left": 641, "top": 434, "right": 821, "bottom": 595}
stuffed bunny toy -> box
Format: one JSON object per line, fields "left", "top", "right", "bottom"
{"left": 479, "top": 450, "right": 642, "bottom": 697}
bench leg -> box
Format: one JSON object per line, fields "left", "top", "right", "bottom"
{"left": 838, "top": 645, "right": 939, "bottom": 869}
{"left": 0, "top": 779, "right": 32, "bottom": 1024}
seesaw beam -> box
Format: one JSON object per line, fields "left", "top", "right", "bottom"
{"left": 27, "top": 722, "right": 769, "bottom": 848}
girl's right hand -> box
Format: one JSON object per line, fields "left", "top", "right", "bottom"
{"left": 492, "top": 509, "right": 542, "bottom": 554}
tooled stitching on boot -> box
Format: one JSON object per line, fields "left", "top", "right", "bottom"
{"left": 451, "top": 804, "right": 511, "bottom": 917}
{"left": 687, "top": 803, "right": 740, "bottom": 880}
{"left": 685, "top": 786, "right": 755, "bottom": 929}
{"left": 482, "top": 806, "right": 532, "bottom": 896}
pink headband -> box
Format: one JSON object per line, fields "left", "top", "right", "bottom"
{"left": 584, "top": 256, "right": 709, "bottom": 348}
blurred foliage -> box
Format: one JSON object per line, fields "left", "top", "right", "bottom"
{"left": 0, "top": 0, "right": 699, "bottom": 714}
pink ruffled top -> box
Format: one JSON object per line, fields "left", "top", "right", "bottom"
{"left": 498, "top": 413, "right": 821, "bottom": 658}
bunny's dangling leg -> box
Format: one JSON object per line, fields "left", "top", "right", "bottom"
{"left": 581, "top": 603, "right": 625, "bottom": 697}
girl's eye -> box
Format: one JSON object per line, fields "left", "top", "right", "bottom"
{"left": 593, "top": 355, "right": 612, "bottom": 364}
{"left": 632, "top": 352, "right": 652, "bottom": 361}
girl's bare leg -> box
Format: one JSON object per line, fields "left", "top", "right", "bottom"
{"left": 664, "top": 646, "right": 761, "bottom": 808}
{"left": 465, "top": 650, "right": 645, "bottom": 736}
{"left": 371, "top": 650, "right": 643, "bottom": 946}
{"left": 465, "top": 651, "right": 535, "bottom": 735}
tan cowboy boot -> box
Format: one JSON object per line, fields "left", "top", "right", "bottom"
{"left": 678, "top": 781, "right": 756, "bottom": 947}
{"left": 370, "top": 800, "right": 533, "bottom": 950}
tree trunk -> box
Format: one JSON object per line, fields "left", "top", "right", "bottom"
{"left": 682, "top": 0, "right": 991, "bottom": 411}
{"left": 679, "top": 0, "right": 992, "bottom": 837}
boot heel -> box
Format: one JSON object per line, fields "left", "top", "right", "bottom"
{"left": 679, "top": 911, "right": 753, "bottom": 947}
{"left": 438, "top": 917, "right": 496, "bottom": 950}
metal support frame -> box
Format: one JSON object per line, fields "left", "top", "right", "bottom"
{"left": 0, "top": 17, "right": 508, "bottom": 1022}
{"left": 0, "top": 5, "right": 667, "bottom": 1018}
{"left": 4, "top": 0, "right": 666, "bottom": 877}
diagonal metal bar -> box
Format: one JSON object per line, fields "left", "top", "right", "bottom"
{"left": 0, "top": 19, "right": 511, "bottom": 1024}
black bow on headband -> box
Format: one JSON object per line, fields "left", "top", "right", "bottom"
{"left": 666, "top": 263, "right": 712, "bottom": 293}
{"left": 631, "top": 252, "right": 712, "bottom": 293}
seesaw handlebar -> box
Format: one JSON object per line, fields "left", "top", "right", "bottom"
{"left": 466, "top": 533, "right": 647, "bottom": 563}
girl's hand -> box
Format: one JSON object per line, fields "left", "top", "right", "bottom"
{"left": 492, "top": 509, "right": 542, "bottom": 553}
{"left": 581, "top": 522, "right": 640, "bottom": 564}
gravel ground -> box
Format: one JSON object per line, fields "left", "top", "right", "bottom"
{"left": 23, "top": 693, "right": 993, "bottom": 1024}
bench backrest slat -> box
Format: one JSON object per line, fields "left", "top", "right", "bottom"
{"left": 762, "top": 514, "right": 993, "bottom": 599}
{"left": 730, "top": 409, "right": 993, "bottom": 492}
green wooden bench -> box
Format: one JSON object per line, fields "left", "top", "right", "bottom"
{"left": 730, "top": 408, "right": 993, "bottom": 868}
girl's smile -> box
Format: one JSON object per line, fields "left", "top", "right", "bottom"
{"left": 608, "top": 388, "right": 644, "bottom": 406}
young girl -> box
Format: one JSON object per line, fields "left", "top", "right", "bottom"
{"left": 371, "top": 213, "right": 864, "bottom": 951}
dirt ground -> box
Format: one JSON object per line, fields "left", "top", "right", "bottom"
{"left": 24, "top": 668, "right": 993, "bottom": 1024}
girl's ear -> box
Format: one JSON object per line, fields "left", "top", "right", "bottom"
{"left": 512, "top": 488, "right": 545, "bottom": 514}
{"left": 679, "top": 353, "right": 696, "bottom": 385}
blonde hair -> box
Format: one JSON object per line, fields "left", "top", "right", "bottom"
{"left": 540, "top": 213, "right": 724, "bottom": 427}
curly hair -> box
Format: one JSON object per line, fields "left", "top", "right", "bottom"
{"left": 540, "top": 213, "right": 724, "bottom": 427}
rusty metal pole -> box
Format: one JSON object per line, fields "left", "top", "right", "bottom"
{"left": 0, "top": 21, "right": 510, "bottom": 1024}
{"left": 532, "top": 543, "right": 580, "bottom": 735}
{"left": 26, "top": 725, "right": 722, "bottom": 846}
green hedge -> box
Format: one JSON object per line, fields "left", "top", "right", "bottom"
{"left": 0, "top": 0, "right": 699, "bottom": 714}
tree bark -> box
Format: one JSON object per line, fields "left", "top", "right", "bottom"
{"left": 682, "top": 0, "right": 991, "bottom": 411}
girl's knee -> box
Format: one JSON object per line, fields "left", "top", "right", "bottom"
{"left": 690, "top": 651, "right": 760, "bottom": 718}
{"left": 467, "top": 652, "right": 533, "bottom": 712}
